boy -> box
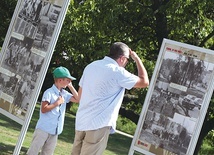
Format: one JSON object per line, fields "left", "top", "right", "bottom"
{"left": 27, "top": 66, "right": 78, "bottom": 155}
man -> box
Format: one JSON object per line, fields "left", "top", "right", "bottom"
{"left": 71, "top": 42, "right": 149, "bottom": 155}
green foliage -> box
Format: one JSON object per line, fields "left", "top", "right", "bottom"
{"left": 116, "top": 116, "right": 137, "bottom": 135}
{"left": 166, "top": 0, "right": 214, "bottom": 47}
{"left": 0, "top": 0, "right": 17, "bottom": 45}
{"left": 0, "top": 0, "right": 213, "bottom": 154}
{"left": 203, "top": 98, "right": 214, "bottom": 146}
{"left": 50, "top": 1, "right": 214, "bottom": 154}
{"left": 199, "top": 138, "right": 214, "bottom": 155}
{"left": 69, "top": 103, "right": 137, "bottom": 135}
{"left": 205, "top": 130, "right": 214, "bottom": 147}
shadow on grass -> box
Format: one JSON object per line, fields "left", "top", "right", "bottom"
{"left": 58, "top": 113, "right": 76, "bottom": 143}
{"left": 0, "top": 113, "right": 22, "bottom": 130}
{"left": 1, "top": 103, "right": 135, "bottom": 155}
{"left": 0, "top": 142, "right": 15, "bottom": 155}
{"left": 107, "top": 133, "right": 133, "bottom": 155}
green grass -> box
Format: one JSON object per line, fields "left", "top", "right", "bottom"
{"left": 0, "top": 104, "right": 134, "bottom": 155}
{"left": 1, "top": 103, "right": 213, "bottom": 155}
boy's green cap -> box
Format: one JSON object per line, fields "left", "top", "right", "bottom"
{"left": 53, "top": 66, "right": 76, "bottom": 80}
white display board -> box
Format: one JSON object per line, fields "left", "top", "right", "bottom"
{"left": 129, "top": 39, "right": 214, "bottom": 155}
{"left": 0, "top": 0, "right": 71, "bottom": 154}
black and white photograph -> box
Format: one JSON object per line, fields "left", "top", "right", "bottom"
{"left": 0, "top": 0, "right": 68, "bottom": 124}
{"left": 16, "top": 0, "right": 62, "bottom": 51}
{"left": 14, "top": 17, "right": 37, "bottom": 39}
{"left": 0, "top": 67, "right": 35, "bottom": 118}
{"left": 11, "top": 77, "right": 33, "bottom": 119}
{"left": 2, "top": 37, "right": 33, "bottom": 72}
{"left": 0, "top": 71, "right": 20, "bottom": 97}
{"left": 148, "top": 51, "right": 214, "bottom": 120}
{"left": 0, "top": 37, "right": 44, "bottom": 119}
{"left": 0, "top": 0, "right": 71, "bottom": 154}
{"left": 129, "top": 39, "right": 214, "bottom": 155}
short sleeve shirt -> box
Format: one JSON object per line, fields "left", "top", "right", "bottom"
{"left": 76, "top": 56, "right": 138, "bottom": 133}
{"left": 36, "top": 84, "right": 72, "bottom": 135}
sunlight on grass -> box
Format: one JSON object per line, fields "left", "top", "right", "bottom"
{"left": 1, "top": 103, "right": 212, "bottom": 155}
{"left": 0, "top": 103, "right": 134, "bottom": 155}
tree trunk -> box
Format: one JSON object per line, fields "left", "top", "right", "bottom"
{"left": 119, "top": 106, "right": 139, "bottom": 124}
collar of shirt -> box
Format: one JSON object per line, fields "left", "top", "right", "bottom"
{"left": 52, "top": 84, "right": 63, "bottom": 96}
{"left": 104, "top": 56, "right": 119, "bottom": 66}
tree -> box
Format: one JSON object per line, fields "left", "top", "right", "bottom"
{"left": 55, "top": 1, "right": 214, "bottom": 154}
{"left": 0, "top": 0, "right": 17, "bottom": 46}
{"left": 0, "top": 0, "right": 213, "bottom": 154}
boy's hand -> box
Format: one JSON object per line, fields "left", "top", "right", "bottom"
{"left": 57, "top": 96, "right": 64, "bottom": 105}
{"left": 68, "top": 82, "right": 73, "bottom": 86}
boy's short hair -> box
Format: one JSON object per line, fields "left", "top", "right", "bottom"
{"left": 53, "top": 66, "right": 76, "bottom": 80}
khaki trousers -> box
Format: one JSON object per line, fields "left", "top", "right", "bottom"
{"left": 27, "top": 129, "right": 58, "bottom": 155}
{"left": 71, "top": 126, "right": 110, "bottom": 155}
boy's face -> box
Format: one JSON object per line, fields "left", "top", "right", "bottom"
{"left": 59, "top": 78, "right": 71, "bottom": 88}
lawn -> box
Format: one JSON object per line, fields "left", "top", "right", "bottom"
{"left": 1, "top": 104, "right": 213, "bottom": 155}
{"left": 0, "top": 104, "right": 134, "bottom": 155}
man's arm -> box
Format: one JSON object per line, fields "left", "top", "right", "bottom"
{"left": 130, "top": 50, "right": 149, "bottom": 88}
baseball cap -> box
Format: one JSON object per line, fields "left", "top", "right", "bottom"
{"left": 53, "top": 66, "right": 76, "bottom": 80}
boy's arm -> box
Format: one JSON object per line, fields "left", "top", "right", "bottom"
{"left": 67, "top": 82, "right": 79, "bottom": 103}
{"left": 41, "top": 96, "right": 64, "bottom": 113}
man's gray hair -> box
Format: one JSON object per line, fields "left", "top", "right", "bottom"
{"left": 108, "top": 42, "right": 129, "bottom": 60}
